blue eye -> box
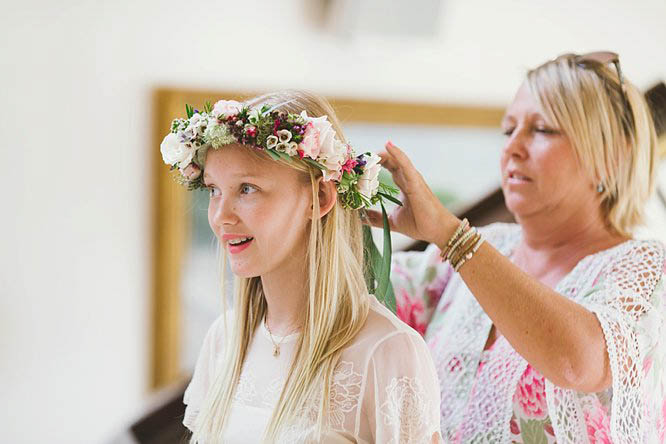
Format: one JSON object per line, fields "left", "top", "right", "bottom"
{"left": 207, "top": 186, "right": 220, "bottom": 197}
{"left": 240, "top": 184, "right": 257, "bottom": 194}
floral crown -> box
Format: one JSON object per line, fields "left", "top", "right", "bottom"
{"left": 160, "top": 99, "right": 400, "bottom": 210}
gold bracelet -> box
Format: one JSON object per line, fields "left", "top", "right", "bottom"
{"left": 440, "top": 218, "right": 469, "bottom": 259}
{"left": 451, "top": 231, "right": 480, "bottom": 267}
{"left": 449, "top": 229, "right": 476, "bottom": 265}
{"left": 454, "top": 235, "right": 484, "bottom": 272}
{"left": 446, "top": 227, "right": 476, "bottom": 263}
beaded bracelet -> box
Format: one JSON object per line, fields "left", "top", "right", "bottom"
{"left": 453, "top": 235, "right": 484, "bottom": 271}
{"left": 451, "top": 229, "right": 480, "bottom": 266}
{"left": 445, "top": 225, "right": 476, "bottom": 262}
{"left": 440, "top": 218, "right": 469, "bottom": 258}
{"left": 447, "top": 227, "right": 477, "bottom": 263}
{"left": 440, "top": 218, "right": 484, "bottom": 271}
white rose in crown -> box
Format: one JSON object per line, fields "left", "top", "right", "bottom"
{"left": 299, "top": 122, "right": 320, "bottom": 159}
{"left": 188, "top": 113, "right": 208, "bottom": 137}
{"left": 161, "top": 133, "right": 196, "bottom": 166}
{"left": 212, "top": 100, "right": 242, "bottom": 118}
{"left": 320, "top": 140, "right": 348, "bottom": 182}
{"left": 357, "top": 153, "right": 381, "bottom": 199}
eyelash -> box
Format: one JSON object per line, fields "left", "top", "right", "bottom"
{"left": 502, "top": 126, "right": 558, "bottom": 136}
{"left": 206, "top": 183, "right": 258, "bottom": 197}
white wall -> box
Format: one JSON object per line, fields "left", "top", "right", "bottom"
{"left": 1, "top": 0, "right": 664, "bottom": 442}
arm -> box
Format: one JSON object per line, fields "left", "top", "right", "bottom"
{"left": 452, "top": 235, "right": 612, "bottom": 392}
{"left": 364, "top": 330, "right": 442, "bottom": 443}
{"left": 370, "top": 143, "right": 663, "bottom": 393}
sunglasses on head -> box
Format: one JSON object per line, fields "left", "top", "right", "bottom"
{"left": 558, "top": 51, "right": 634, "bottom": 131}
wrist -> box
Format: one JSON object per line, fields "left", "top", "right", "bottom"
{"left": 433, "top": 210, "right": 461, "bottom": 250}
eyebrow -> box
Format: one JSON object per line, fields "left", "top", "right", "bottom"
{"left": 202, "top": 171, "right": 264, "bottom": 184}
{"left": 501, "top": 111, "right": 549, "bottom": 125}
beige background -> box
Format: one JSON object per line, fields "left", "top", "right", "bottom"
{"left": 1, "top": 0, "right": 665, "bottom": 443}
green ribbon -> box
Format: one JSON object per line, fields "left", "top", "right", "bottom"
{"left": 363, "top": 201, "right": 396, "bottom": 313}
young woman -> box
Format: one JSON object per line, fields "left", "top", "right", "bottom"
{"left": 160, "top": 90, "right": 442, "bottom": 443}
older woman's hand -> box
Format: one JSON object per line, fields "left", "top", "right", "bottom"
{"left": 366, "top": 141, "right": 456, "bottom": 246}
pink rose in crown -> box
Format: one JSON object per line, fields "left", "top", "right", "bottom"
{"left": 513, "top": 365, "right": 548, "bottom": 419}
{"left": 341, "top": 157, "right": 358, "bottom": 173}
{"left": 299, "top": 122, "right": 321, "bottom": 159}
{"left": 212, "top": 100, "right": 242, "bottom": 118}
{"left": 181, "top": 163, "right": 202, "bottom": 180}
{"left": 584, "top": 398, "right": 612, "bottom": 444}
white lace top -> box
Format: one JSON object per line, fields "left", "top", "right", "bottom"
{"left": 183, "top": 296, "right": 442, "bottom": 443}
{"left": 391, "top": 222, "right": 666, "bottom": 443}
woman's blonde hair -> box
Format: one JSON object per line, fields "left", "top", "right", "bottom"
{"left": 190, "top": 90, "right": 370, "bottom": 443}
{"left": 526, "top": 54, "right": 659, "bottom": 236}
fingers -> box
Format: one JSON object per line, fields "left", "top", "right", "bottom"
{"left": 378, "top": 150, "right": 399, "bottom": 173}
{"left": 382, "top": 141, "right": 424, "bottom": 193}
{"left": 385, "top": 141, "right": 418, "bottom": 175}
{"left": 361, "top": 209, "right": 385, "bottom": 229}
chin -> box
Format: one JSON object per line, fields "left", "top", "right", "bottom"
{"left": 229, "top": 262, "right": 262, "bottom": 279}
{"left": 503, "top": 194, "right": 534, "bottom": 218}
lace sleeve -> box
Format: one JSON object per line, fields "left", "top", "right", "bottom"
{"left": 183, "top": 315, "right": 226, "bottom": 431}
{"left": 391, "top": 244, "right": 453, "bottom": 336}
{"left": 363, "top": 330, "right": 442, "bottom": 444}
{"left": 548, "top": 240, "right": 666, "bottom": 443}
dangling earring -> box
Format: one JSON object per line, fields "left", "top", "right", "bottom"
{"left": 597, "top": 182, "right": 605, "bottom": 193}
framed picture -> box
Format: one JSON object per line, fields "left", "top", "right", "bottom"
{"left": 150, "top": 88, "right": 505, "bottom": 389}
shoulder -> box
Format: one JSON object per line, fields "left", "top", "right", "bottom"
{"left": 599, "top": 239, "right": 666, "bottom": 293}
{"left": 344, "top": 297, "right": 431, "bottom": 363}
{"left": 601, "top": 238, "right": 665, "bottom": 277}
{"left": 198, "top": 310, "right": 233, "bottom": 363}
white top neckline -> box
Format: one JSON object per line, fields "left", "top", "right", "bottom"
{"left": 259, "top": 318, "right": 301, "bottom": 343}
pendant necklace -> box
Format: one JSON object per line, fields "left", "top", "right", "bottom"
{"left": 264, "top": 317, "right": 295, "bottom": 358}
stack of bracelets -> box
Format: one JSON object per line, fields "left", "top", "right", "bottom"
{"left": 440, "top": 218, "right": 485, "bottom": 272}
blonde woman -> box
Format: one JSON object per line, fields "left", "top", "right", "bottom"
{"left": 367, "top": 52, "right": 666, "bottom": 442}
{"left": 160, "top": 91, "right": 442, "bottom": 443}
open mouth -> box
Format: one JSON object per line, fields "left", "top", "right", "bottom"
{"left": 228, "top": 237, "right": 254, "bottom": 246}
{"left": 508, "top": 172, "right": 531, "bottom": 182}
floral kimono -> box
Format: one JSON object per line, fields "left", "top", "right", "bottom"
{"left": 392, "top": 222, "right": 666, "bottom": 443}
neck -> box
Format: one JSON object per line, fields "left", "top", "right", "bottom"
{"left": 513, "top": 205, "right": 629, "bottom": 282}
{"left": 260, "top": 250, "right": 308, "bottom": 336}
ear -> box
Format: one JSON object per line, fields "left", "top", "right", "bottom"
{"left": 312, "top": 177, "right": 337, "bottom": 219}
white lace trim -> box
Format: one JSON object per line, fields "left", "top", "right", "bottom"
{"left": 426, "top": 222, "right": 665, "bottom": 443}
{"left": 380, "top": 376, "right": 436, "bottom": 444}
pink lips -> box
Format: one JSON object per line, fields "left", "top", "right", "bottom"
{"left": 506, "top": 169, "right": 532, "bottom": 185}
{"left": 222, "top": 234, "right": 254, "bottom": 254}
{"left": 228, "top": 239, "right": 253, "bottom": 254}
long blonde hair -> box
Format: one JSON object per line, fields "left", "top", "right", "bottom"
{"left": 527, "top": 54, "right": 658, "bottom": 236}
{"left": 190, "top": 90, "right": 370, "bottom": 443}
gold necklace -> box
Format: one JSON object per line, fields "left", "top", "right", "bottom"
{"left": 264, "top": 317, "right": 295, "bottom": 358}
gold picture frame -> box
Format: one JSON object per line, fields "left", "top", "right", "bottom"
{"left": 150, "top": 87, "right": 505, "bottom": 389}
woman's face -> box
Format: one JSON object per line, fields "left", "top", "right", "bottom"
{"left": 204, "top": 145, "right": 312, "bottom": 278}
{"left": 500, "top": 82, "right": 598, "bottom": 222}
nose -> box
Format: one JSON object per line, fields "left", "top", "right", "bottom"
{"left": 209, "top": 195, "right": 239, "bottom": 231}
{"left": 502, "top": 127, "right": 529, "bottom": 161}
